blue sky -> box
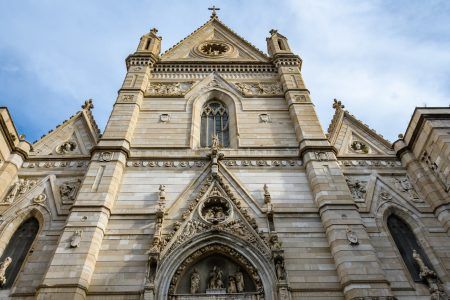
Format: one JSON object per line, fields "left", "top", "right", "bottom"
{"left": 0, "top": 0, "right": 449, "bottom": 143}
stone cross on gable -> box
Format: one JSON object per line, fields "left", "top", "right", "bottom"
{"left": 208, "top": 5, "right": 220, "bottom": 18}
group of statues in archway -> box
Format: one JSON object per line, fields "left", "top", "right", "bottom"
{"left": 190, "top": 266, "right": 245, "bottom": 294}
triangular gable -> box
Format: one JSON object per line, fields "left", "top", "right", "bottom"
{"left": 30, "top": 102, "right": 100, "bottom": 157}
{"left": 327, "top": 101, "right": 394, "bottom": 156}
{"left": 157, "top": 163, "right": 269, "bottom": 259}
{"left": 161, "top": 17, "right": 270, "bottom": 62}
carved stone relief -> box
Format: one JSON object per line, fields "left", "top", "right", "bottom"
{"left": 390, "top": 176, "right": 422, "bottom": 202}
{"left": 146, "top": 81, "right": 194, "bottom": 96}
{"left": 234, "top": 82, "right": 283, "bottom": 96}
{"left": 70, "top": 230, "right": 82, "bottom": 248}
{"left": 259, "top": 113, "right": 271, "bottom": 123}
{"left": 55, "top": 141, "right": 77, "bottom": 155}
{"left": 121, "top": 94, "right": 135, "bottom": 102}
{"left": 339, "top": 160, "right": 402, "bottom": 168}
{"left": 349, "top": 140, "right": 369, "bottom": 154}
{"left": 421, "top": 150, "right": 450, "bottom": 192}
{"left": 99, "top": 151, "right": 112, "bottom": 162}
{"left": 59, "top": 179, "right": 81, "bottom": 203}
{"left": 345, "top": 177, "right": 367, "bottom": 201}
{"left": 2, "top": 178, "right": 37, "bottom": 204}
{"left": 32, "top": 193, "right": 47, "bottom": 204}
{"left": 160, "top": 113, "right": 170, "bottom": 123}
{"left": 346, "top": 227, "right": 359, "bottom": 246}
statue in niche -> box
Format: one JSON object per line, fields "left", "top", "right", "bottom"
{"left": 346, "top": 177, "right": 367, "bottom": 200}
{"left": 275, "top": 259, "right": 286, "bottom": 280}
{"left": 201, "top": 197, "right": 230, "bottom": 223}
{"left": 0, "top": 257, "right": 12, "bottom": 287}
{"left": 190, "top": 268, "right": 200, "bottom": 294}
{"left": 235, "top": 269, "right": 244, "bottom": 292}
{"left": 227, "top": 276, "right": 237, "bottom": 293}
{"left": 208, "top": 265, "right": 224, "bottom": 289}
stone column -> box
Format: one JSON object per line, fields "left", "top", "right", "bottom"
{"left": 36, "top": 54, "right": 153, "bottom": 299}
{"left": 395, "top": 140, "right": 450, "bottom": 232}
{"left": 274, "top": 56, "right": 394, "bottom": 299}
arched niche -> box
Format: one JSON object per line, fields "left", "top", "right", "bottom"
{"left": 170, "top": 245, "right": 259, "bottom": 296}
{"left": 156, "top": 234, "right": 276, "bottom": 300}
{"left": 189, "top": 89, "right": 240, "bottom": 149}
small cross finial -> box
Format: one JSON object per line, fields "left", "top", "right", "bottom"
{"left": 208, "top": 5, "right": 220, "bottom": 18}
{"left": 332, "top": 98, "right": 345, "bottom": 111}
{"left": 82, "top": 98, "right": 94, "bottom": 111}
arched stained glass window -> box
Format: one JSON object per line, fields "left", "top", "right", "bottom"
{"left": 0, "top": 217, "right": 39, "bottom": 289}
{"left": 200, "top": 101, "right": 229, "bottom": 148}
{"left": 387, "top": 214, "right": 433, "bottom": 282}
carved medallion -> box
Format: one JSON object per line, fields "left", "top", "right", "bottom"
{"left": 56, "top": 141, "right": 77, "bottom": 155}
{"left": 198, "top": 41, "right": 230, "bottom": 57}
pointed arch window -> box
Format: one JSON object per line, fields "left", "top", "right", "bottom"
{"left": 0, "top": 218, "right": 39, "bottom": 289}
{"left": 387, "top": 214, "right": 433, "bottom": 282}
{"left": 200, "top": 101, "right": 229, "bottom": 148}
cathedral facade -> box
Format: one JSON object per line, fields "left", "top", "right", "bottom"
{"left": 0, "top": 12, "right": 449, "bottom": 300}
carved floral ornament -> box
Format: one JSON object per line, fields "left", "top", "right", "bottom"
{"left": 233, "top": 82, "right": 283, "bottom": 96}
{"left": 2, "top": 178, "right": 37, "bottom": 204}
{"left": 146, "top": 81, "right": 195, "bottom": 96}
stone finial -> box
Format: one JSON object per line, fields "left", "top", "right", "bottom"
{"left": 19, "top": 134, "right": 26, "bottom": 140}
{"left": 332, "top": 98, "right": 345, "bottom": 110}
{"left": 150, "top": 27, "right": 158, "bottom": 35}
{"left": 269, "top": 29, "right": 278, "bottom": 35}
{"left": 82, "top": 99, "right": 94, "bottom": 110}
{"left": 398, "top": 133, "right": 404, "bottom": 139}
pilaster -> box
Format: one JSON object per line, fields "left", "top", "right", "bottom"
{"left": 272, "top": 46, "right": 393, "bottom": 299}
{"left": 36, "top": 50, "right": 156, "bottom": 299}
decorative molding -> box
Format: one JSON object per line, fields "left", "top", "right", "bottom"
{"left": 146, "top": 81, "right": 195, "bottom": 96}
{"left": 126, "top": 160, "right": 207, "bottom": 168}
{"left": 152, "top": 64, "right": 277, "bottom": 75}
{"left": 1, "top": 178, "right": 37, "bottom": 204}
{"left": 259, "top": 113, "right": 271, "bottom": 123}
{"left": 22, "top": 161, "right": 88, "bottom": 169}
{"left": 338, "top": 160, "right": 402, "bottom": 168}
{"left": 223, "top": 160, "right": 302, "bottom": 168}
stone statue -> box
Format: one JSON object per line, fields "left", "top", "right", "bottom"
{"left": 159, "top": 185, "right": 166, "bottom": 201}
{"left": 227, "top": 276, "right": 237, "bottom": 293}
{"left": 190, "top": 268, "right": 200, "bottom": 294}
{"left": 263, "top": 184, "right": 271, "bottom": 204}
{"left": 413, "top": 249, "right": 433, "bottom": 276}
{"left": 0, "top": 257, "right": 12, "bottom": 287}
{"left": 234, "top": 269, "right": 244, "bottom": 292}
{"left": 215, "top": 207, "right": 225, "bottom": 220}
{"left": 205, "top": 209, "right": 214, "bottom": 220}
{"left": 275, "top": 259, "right": 286, "bottom": 280}
{"left": 270, "top": 234, "right": 282, "bottom": 250}
{"left": 70, "top": 230, "right": 82, "bottom": 248}
{"left": 208, "top": 265, "right": 224, "bottom": 289}
{"left": 211, "top": 134, "right": 220, "bottom": 150}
